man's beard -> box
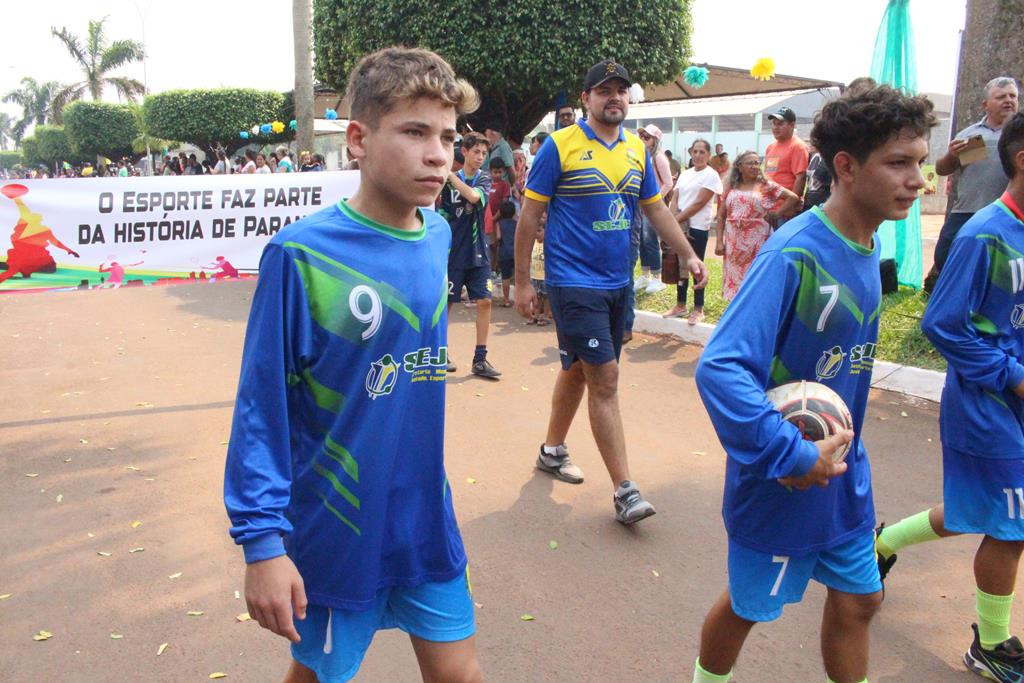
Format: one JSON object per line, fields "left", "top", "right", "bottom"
{"left": 592, "top": 104, "right": 625, "bottom": 126}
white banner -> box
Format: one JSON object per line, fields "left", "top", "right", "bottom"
{"left": 0, "top": 171, "right": 360, "bottom": 292}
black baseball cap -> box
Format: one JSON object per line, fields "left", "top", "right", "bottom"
{"left": 583, "top": 59, "right": 631, "bottom": 91}
{"left": 767, "top": 107, "right": 796, "bottom": 123}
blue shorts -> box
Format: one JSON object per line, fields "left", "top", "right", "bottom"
{"left": 448, "top": 265, "right": 492, "bottom": 302}
{"left": 547, "top": 285, "right": 629, "bottom": 370}
{"left": 291, "top": 572, "right": 475, "bottom": 683}
{"left": 728, "top": 531, "right": 881, "bottom": 622}
{"left": 944, "top": 448, "right": 1024, "bottom": 540}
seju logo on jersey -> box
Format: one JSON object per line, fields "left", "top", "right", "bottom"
{"left": 365, "top": 347, "right": 448, "bottom": 399}
{"left": 592, "top": 198, "right": 629, "bottom": 232}
{"left": 1012, "top": 303, "right": 1024, "bottom": 330}
{"left": 814, "top": 343, "right": 876, "bottom": 381}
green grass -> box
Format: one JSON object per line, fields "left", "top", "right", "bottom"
{"left": 635, "top": 257, "right": 946, "bottom": 372}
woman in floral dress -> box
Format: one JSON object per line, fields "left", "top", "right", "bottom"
{"left": 714, "top": 150, "right": 801, "bottom": 300}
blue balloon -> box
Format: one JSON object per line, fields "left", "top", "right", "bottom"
{"left": 289, "top": 119, "right": 297, "bottom": 130}
{"left": 324, "top": 108, "right": 338, "bottom": 120}
{"left": 240, "top": 131, "right": 250, "bottom": 139}
{"left": 260, "top": 123, "right": 272, "bottom": 134}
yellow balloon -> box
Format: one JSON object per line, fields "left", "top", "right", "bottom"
{"left": 271, "top": 120, "right": 285, "bottom": 134}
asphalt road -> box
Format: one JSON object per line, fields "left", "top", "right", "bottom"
{"left": 0, "top": 279, "right": 986, "bottom": 682}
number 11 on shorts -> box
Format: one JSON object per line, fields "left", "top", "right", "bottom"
{"left": 770, "top": 555, "right": 789, "bottom": 596}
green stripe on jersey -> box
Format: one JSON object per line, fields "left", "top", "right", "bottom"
{"left": 972, "top": 312, "right": 999, "bottom": 335}
{"left": 431, "top": 278, "right": 448, "bottom": 328}
{"left": 324, "top": 435, "right": 359, "bottom": 483}
{"left": 770, "top": 356, "right": 794, "bottom": 386}
{"left": 986, "top": 390, "right": 1011, "bottom": 410}
{"left": 978, "top": 234, "right": 1024, "bottom": 294}
{"left": 337, "top": 200, "right": 426, "bottom": 241}
{"left": 285, "top": 241, "right": 421, "bottom": 335}
{"left": 302, "top": 368, "right": 345, "bottom": 414}
{"left": 312, "top": 461, "right": 360, "bottom": 510}
{"left": 784, "top": 247, "right": 865, "bottom": 327}
{"left": 312, "top": 488, "right": 360, "bottom": 535}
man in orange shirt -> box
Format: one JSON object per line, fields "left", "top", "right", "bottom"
{"left": 764, "top": 107, "right": 809, "bottom": 223}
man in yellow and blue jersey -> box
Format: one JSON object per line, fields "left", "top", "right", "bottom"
{"left": 513, "top": 59, "right": 707, "bottom": 524}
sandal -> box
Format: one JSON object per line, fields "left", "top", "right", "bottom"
{"left": 536, "top": 317, "right": 551, "bottom": 326}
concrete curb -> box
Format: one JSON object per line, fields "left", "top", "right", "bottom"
{"left": 631, "top": 310, "right": 944, "bottom": 404}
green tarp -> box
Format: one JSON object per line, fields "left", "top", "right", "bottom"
{"left": 870, "top": 0, "right": 923, "bottom": 288}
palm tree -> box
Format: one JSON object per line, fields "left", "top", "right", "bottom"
{"left": 0, "top": 112, "right": 16, "bottom": 151}
{"left": 2, "top": 77, "right": 61, "bottom": 143}
{"left": 49, "top": 16, "right": 146, "bottom": 121}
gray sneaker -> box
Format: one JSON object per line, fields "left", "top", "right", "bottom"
{"left": 614, "top": 481, "right": 656, "bottom": 525}
{"left": 535, "top": 444, "right": 584, "bottom": 484}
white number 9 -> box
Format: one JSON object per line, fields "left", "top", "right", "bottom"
{"left": 349, "top": 285, "right": 382, "bottom": 340}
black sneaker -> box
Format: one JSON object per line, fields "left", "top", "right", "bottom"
{"left": 964, "top": 623, "right": 1024, "bottom": 682}
{"left": 875, "top": 524, "right": 898, "bottom": 590}
{"left": 447, "top": 360, "right": 456, "bottom": 373}
{"left": 471, "top": 359, "right": 501, "bottom": 379}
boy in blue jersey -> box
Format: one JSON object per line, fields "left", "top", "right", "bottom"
{"left": 440, "top": 132, "right": 501, "bottom": 379}
{"left": 692, "top": 86, "right": 935, "bottom": 683}
{"left": 513, "top": 59, "right": 707, "bottom": 524}
{"left": 876, "top": 113, "right": 1024, "bottom": 683}
{"left": 223, "top": 47, "right": 483, "bottom": 683}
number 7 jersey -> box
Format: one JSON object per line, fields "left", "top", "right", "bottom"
{"left": 696, "top": 206, "right": 881, "bottom": 556}
{"left": 224, "top": 199, "right": 466, "bottom": 611}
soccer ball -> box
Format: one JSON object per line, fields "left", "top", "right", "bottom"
{"left": 766, "top": 380, "right": 853, "bottom": 463}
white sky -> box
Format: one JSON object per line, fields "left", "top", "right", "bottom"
{"left": 1, "top": 0, "right": 967, "bottom": 122}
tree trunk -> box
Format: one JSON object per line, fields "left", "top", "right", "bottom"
{"left": 293, "top": 0, "right": 315, "bottom": 161}
{"left": 952, "top": 0, "right": 1024, "bottom": 135}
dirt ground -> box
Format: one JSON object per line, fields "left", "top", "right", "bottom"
{"left": 0, "top": 279, "right": 986, "bottom": 682}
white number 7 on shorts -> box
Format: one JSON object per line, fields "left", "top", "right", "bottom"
{"left": 770, "top": 555, "right": 790, "bottom": 597}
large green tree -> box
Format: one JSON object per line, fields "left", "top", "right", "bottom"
{"left": 63, "top": 101, "right": 140, "bottom": 159}
{"left": 33, "top": 125, "right": 74, "bottom": 167}
{"left": 3, "top": 77, "right": 61, "bottom": 143}
{"left": 50, "top": 16, "right": 146, "bottom": 121}
{"left": 143, "top": 88, "right": 290, "bottom": 155}
{"left": 313, "top": 0, "right": 693, "bottom": 142}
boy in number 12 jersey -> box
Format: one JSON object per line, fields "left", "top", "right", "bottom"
{"left": 223, "top": 48, "right": 483, "bottom": 683}
{"left": 692, "top": 86, "right": 935, "bottom": 683}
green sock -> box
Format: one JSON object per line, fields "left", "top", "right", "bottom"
{"left": 876, "top": 510, "right": 939, "bottom": 559}
{"left": 977, "top": 589, "right": 1014, "bottom": 650}
{"left": 693, "top": 658, "right": 731, "bottom": 683}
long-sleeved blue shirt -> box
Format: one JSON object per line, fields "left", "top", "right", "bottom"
{"left": 224, "top": 199, "right": 466, "bottom": 610}
{"left": 696, "top": 206, "right": 880, "bottom": 555}
{"left": 922, "top": 196, "right": 1024, "bottom": 459}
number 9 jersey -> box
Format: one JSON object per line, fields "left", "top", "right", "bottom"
{"left": 224, "top": 199, "right": 466, "bottom": 611}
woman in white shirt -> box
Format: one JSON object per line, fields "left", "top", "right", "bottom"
{"left": 255, "top": 153, "right": 272, "bottom": 174}
{"left": 663, "top": 138, "right": 723, "bottom": 324}
{"left": 240, "top": 150, "right": 257, "bottom": 174}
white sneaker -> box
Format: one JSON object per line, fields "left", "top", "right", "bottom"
{"left": 645, "top": 280, "right": 667, "bottom": 294}
{"left": 633, "top": 275, "right": 650, "bottom": 292}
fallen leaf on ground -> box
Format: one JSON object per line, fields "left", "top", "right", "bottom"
{"left": 110, "top": 633, "right": 123, "bottom": 640}
{"left": 652, "top": 570, "right": 660, "bottom": 577}
{"left": 168, "top": 572, "right": 182, "bottom": 580}
{"left": 466, "top": 477, "right": 477, "bottom": 484}
{"left": 55, "top": 494, "right": 63, "bottom": 503}
{"left": 236, "top": 613, "right": 251, "bottom": 622}
{"left": 33, "top": 630, "right": 53, "bottom": 641}
{"left": 125, "top": 466, "right": 140, "bottom": 471}
{"left": 519, "top": 614, "right": 535, "bottom": 621}
{"left": 130, "top": 521, "right": 142, "bottom": 528}
{"left": 220, "top": 441, "right": 229, "bottom": 445}
{"left": 234, "top": 590, "right": 240, "bottom": 600}
{"left": 474, "top": 392, "right": 484, "bottom": 397}
{"left": 474, "top": 602, "right": 483, "bottom": 608}
{"left": 79, "top": 439, "right": 88, "bottom": 444}
{"left": 64, "top": 458, "right": 72, "bottom": 463}
{"left": 129, "top": 547, "right": 145, "bottom": 553}
{"left": 548, "top": 540, "right": 559, "bottom": 550}
{"left": 106, "top": 447, "right": 116, "bottom": 452}
{"left": 692, "top": 451, "right": 707, "bottom": 456}
{"left": 520, "top": 386, "right": 529, "bottom": 391}
{"left": 157, "top": 643, "right": 169, "bottom": 656}
{"left": 97, "top": 551, "right": 111, "bottom": 557}
{"left": 25, "top": 473, "right": 38, "bottom": 478}
{"left": 87, "top": 533, "right": 94, "bottom": 538}
{"left": 187, "top": 611, "right": 205, "bottom": 616}
{"left": 0, "top": 593, "right": 11, "bottom": 599}
{"left": 136, "top": 402, "right": 154, "bottom": 408}
{"left": 209, "top": 674, "right": 227, "bottom": 679}
{"left": 900, "top": 411, "right": 909, "bottom": 417}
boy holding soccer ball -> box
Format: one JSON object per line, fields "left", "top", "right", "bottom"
{"left": 692, "top": 86, "right": 935, "bottom": 683}
{"left": 876, "top": 113, "right": 1024, "bottom": 683}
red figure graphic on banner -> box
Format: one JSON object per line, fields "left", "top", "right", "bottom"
{"left": 205, "top": 255, "right": 239, "bottom": 281}
{"left": 0, "top": 184, "right": 79, "bottom": 284}
{"left": 98, "top": 253, "right": 145, "bottom": 288}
